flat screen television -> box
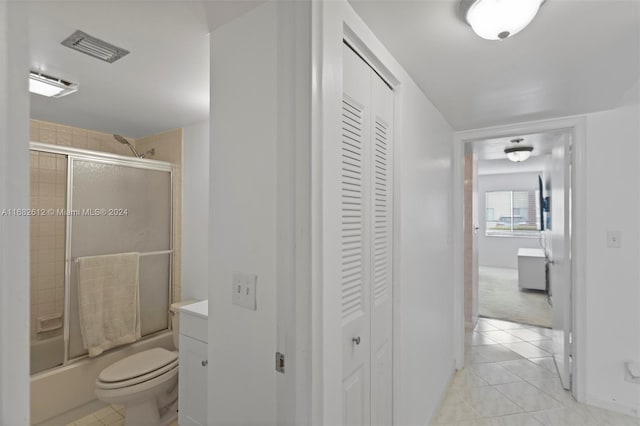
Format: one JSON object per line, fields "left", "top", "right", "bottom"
{"left": 538, "top": 175, "right": 544, "bottom": 231}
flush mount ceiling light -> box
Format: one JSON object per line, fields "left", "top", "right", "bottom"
{"left": 504, "top": 138, "right": 534, "bottom": 162}
{"left": 460, "top": 0, "right": 545, "bottom": 40}
{"left": 29, "top": 71, "right": 78, "bottom": 98}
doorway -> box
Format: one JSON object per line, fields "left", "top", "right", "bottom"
{"left": 454, "top": 117, "right": 587, "bottom": 400}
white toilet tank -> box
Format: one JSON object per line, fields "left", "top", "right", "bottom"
{"left": 169, "top": 300, "right": 197, "bottom": 349}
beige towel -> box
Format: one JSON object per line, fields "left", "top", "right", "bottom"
{"left": 77, "top": 252, "right": 141, "bottom": 357}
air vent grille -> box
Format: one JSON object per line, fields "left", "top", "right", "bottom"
{"left": 61, "top": 30, "right": 130, "bottom": 63}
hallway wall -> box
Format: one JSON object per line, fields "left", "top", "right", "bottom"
{"left": 584, "top": 100, "right": 640, "bottom": 415}
{"left": 0, "top": 2, "right": 30, "bottom": 424}
{"left": 209, "top": 4, "right": 279, "bottom": 424}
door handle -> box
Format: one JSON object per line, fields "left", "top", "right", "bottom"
{"left": 352, "top": 336, "right": 361, "bottom": 345}
{"left": 201, "top": 360, "right": 208, "bottom": 367}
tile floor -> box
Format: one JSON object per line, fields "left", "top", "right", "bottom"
{"left": 65, "top": 405, "right": 125, "bottom": 426}
{"left": 65, "top": 405, "right": 179, "bottom": 426}
{"left": 431, "top": 317, "right": 640, "bottom": 426}
{"left": 62, "top": 318, "right": 640, "bottom": 426}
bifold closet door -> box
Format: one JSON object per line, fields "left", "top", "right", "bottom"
{"left": 341, "top": 43, "right": 393, "bottom": 426}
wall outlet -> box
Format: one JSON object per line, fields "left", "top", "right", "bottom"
{"left": 232, "top": 272, "right": 257, "bottom": 310}
{"left": 624, "top": 361, "right": 640, "bottom": 384}
{"left": 607, "top": 230, "right": 621, "bottom": 248}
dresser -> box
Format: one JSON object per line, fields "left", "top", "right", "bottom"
{"left": 517, "top": 248, "right": 547, "bottom": 291}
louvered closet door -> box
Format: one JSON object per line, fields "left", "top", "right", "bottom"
{"left": 369, "top": 65, "right": 393, "bottom": 426}
{"left": 341, "top": 42, "right": 393, "bottom": 426}
{"left": 341, "top": 43, "right": 372, "bottom": 426}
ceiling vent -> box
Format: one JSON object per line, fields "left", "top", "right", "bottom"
{"left": 61, "top": 30, "right": 130, "bottom": 63}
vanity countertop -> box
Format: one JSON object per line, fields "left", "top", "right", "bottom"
{"left": 179, "top": 300, "right": 208, "bottom": 319}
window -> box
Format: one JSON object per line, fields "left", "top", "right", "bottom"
{"left": 485, "top": 190, "right": 540, "bottom": 236}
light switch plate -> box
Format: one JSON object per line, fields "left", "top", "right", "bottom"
{"left": 232, "top": 272, "right": 257, "bottom": 310}
{"left": 607, "top": 230, "right": 621, "bottom": 248}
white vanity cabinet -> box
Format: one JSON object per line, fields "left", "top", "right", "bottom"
{"left": 178, "top": 301, "right": 208, "bottom": 426}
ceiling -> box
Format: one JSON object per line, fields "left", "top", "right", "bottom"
{"left": 28, "top": 1, "right": 639, "bottom": 137}
{"left": 349, "top": 0, "right": 640, "bottom": 130}
{"left": 472, "top": 130, "right": 564, "bottom": 175}
{"left": 466, "top": 130, "right": 564, "bottom": 160}
{"left": 28, "top": 1, "right": 263, "bottom": 138}
{"left": 477, "top": 156, "right": 549, "bottom": 176}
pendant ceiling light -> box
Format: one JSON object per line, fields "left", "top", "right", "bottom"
{"left": 460, "top": 0, "right": 545, "bottom": 40}
{"left": 505, "top": 138, "right": 534, "bottom": 162}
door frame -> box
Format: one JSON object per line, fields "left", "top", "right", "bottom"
{"left": 452, "top": 116, "right": 587, "bottom": 402}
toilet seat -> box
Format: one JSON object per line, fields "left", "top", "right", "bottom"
{"left": 96, "top": 348, "right": 178, "bottom": 390}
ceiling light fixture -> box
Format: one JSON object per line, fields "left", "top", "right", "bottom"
{"left": 460, "top": 0, "right": 545, "bottom": 40}
{"left": 29, "top": 71, "right": 78, "bottom": 98}
{"left": 505, "top": 138, "right": 533, "bottom": 162}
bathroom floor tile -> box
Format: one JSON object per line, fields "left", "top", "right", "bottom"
{"left": 72, "top": 414, "right": 103, "bottom": 426}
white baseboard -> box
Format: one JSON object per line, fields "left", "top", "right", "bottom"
{"left": 585, "top": 394, "right": 640, "bottom": 418}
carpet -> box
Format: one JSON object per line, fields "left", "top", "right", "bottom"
{"left": 479, "top": 266, "right": 552, "bottom": 328}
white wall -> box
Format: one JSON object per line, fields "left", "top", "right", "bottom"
{"left": 396, "top": 73, "right": 455, "bottom": 425}
{"left": 209, "top": 5, "right": 277, "bottom": 423}
{"left": 316, "top": 2, "right": 455, "bottom": 424}
{"left": 209, "top": 2, "right": 312, "bottom": 424}
{"left": 182, "top": 120, "right": 209, "bottom": 301}
{"left": 584, "top": 101, "right": 640, "bottom": 415}
{"left": 0, "top": 2, "right": 30, "bottom": 424}
{"left": 477, "top": 172, "right": 543, "bottom": 269}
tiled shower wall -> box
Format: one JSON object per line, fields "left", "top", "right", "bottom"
{"left": 29, "top": 151, "right": 66, "bottom": 340}
{"left": 29, "top": 119, "right": 183, "bottom": 341}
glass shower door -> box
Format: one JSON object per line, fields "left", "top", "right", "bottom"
{"left": 68, "top": 158, "right": 172, "bottom": 359}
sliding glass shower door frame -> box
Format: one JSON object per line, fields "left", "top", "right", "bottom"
{"left": 29, "top": 142, "right": 175, "bottom": 366}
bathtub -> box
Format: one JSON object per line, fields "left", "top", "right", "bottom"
{"left": 31, "top": 335, "right": 64, "bottom": 375}
{"left": 31, "top": 331, "right": 173, "bottom": 425}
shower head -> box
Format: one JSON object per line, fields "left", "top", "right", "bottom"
{"left": 113, "top": 134, "right": 143, "bottom": 158}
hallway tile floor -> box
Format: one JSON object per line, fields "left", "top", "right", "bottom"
{"left": 431, "top": 317, "right": 640, "bottom": 426}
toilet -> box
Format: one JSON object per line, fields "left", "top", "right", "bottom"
{"left": 95, "top": 301, "right": 191, "bottom": 426}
